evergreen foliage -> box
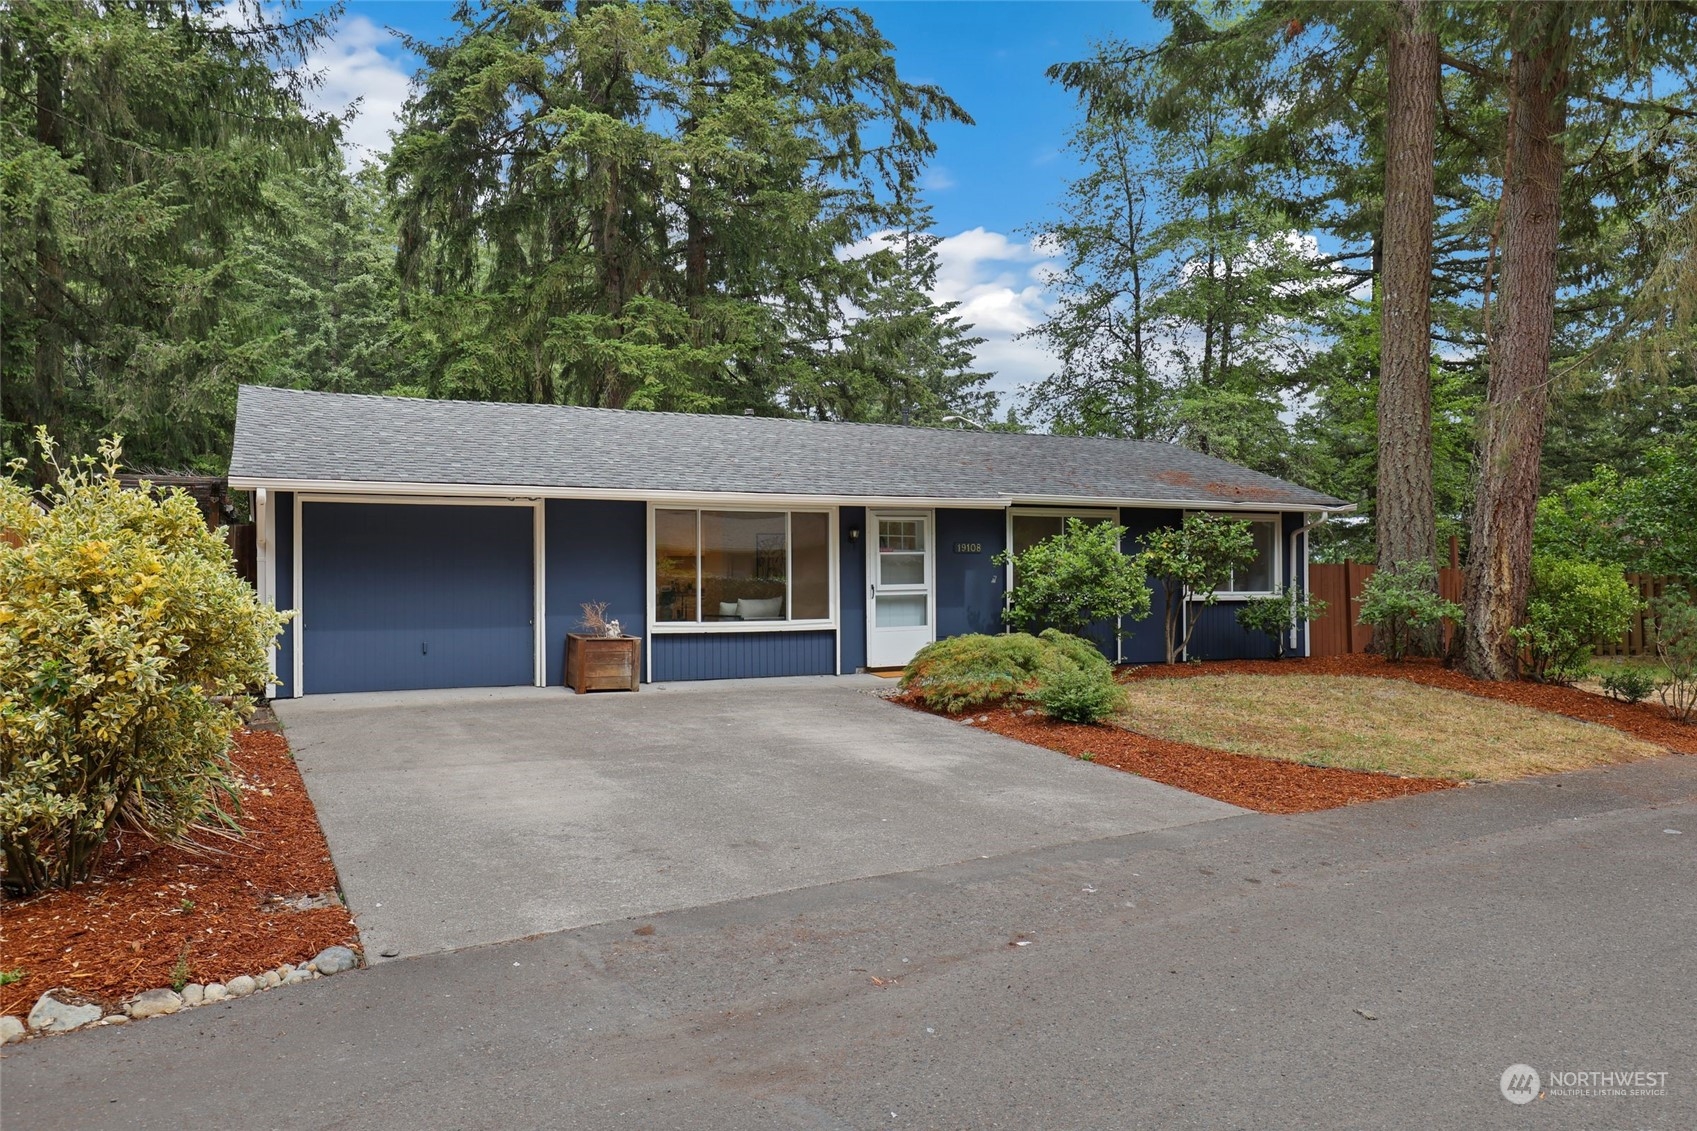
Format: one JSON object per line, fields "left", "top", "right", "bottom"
{"left": 1354, "top": 560, "right": 1462, "bottom": 662}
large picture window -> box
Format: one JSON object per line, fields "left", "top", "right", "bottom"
{"left": 1216, "top": 514, "right": 1279, "bottom": 596}
{"left": 654, "top": 508, "right": 832, "bottom": 627}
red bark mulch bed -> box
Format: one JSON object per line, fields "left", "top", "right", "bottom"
{"left": 894, "top": 652, "right": 1693, "bottom": 814}
{"left": 0, "top": 729, "right": 358, "bottom": 1018}
{"left": 946, "top": 704, "right": 1458, "bottom": 814}
{"left": 1122, "top": 654, "right": 1697, "bottom": 755}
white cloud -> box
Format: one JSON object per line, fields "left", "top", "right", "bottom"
{"left": 296, "top": 15, "right": 414, "bottom": 165}
{"left": 922, "top": 165, "right": 957, "bottom": 192}
{"left": 839, "top": 225, "right": 1062, "bottom": 408}
{"left": 930, "top": 228, "right": 1058, "bottom": 404}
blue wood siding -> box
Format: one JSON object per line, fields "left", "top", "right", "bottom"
{"left": 935, "top": 508, "right": 1007, "bottom": 640}
{"left": 1118, "top": 507, "right": 1314, "bottom": 663}
{"left": 838, "top": 506, "right": 867, "bottom": 672}
{"left": 651, "top": 630, "right": 835, "bottom": 681}
{"left": 545, "top": 499, "right": 646, "bottom": 685}
{"left": 275, "top": 492, "right": 295, "bottom": 695}
{"left": 301, "top": 502, "right": 534, "bottom": 693}
{"left": 1186, "top": 602, "right": 1277, "bottom": 660}
{"left": 1119, "top": 507, "right": 1180, "bottom": 664}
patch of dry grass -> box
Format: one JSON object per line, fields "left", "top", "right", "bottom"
{"left": 1115, "top": 674, "right": 1663, "bottom": 781}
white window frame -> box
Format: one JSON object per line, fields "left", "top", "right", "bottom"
{"left": 1191, "top": 511, "right": 1282, "bottom": 600}
{"left": 646, "top": 503, "right": 839, "bottom": 635}
{"left": 1003, "top": 506, "right": 1120, "bottom": 590}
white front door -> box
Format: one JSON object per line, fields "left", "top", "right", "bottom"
{"left": 866, "top": 511, "right": 934, "bottom": 668}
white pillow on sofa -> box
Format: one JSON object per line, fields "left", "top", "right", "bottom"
{"left": 718, "top": 601, "right": 741, "bottom": 618}
{"left": 738, "top": 597, "right": 783, "bottom": 619}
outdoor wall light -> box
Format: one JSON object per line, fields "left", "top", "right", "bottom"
{"left": 847, "top": 526, "right": 861, "bottom": 542}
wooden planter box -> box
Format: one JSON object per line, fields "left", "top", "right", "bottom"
{"left": 566, "top": 633, "right": 641, "bottom": 693}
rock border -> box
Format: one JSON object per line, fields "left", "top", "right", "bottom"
{"left": 2, "top": 945, "right": 360, "bottom": 1045}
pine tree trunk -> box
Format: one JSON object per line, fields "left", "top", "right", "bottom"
{"left": 1461, "top": 21, "right": 1570, "bottom": 680}
{"left": 33, "top": 50, "right": 66, "bottom": 452}
{"left": 1374, "top": 0, "right": 1441, "bottom": 655}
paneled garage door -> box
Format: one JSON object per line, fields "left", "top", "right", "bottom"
{"left": 300, "top": 501, "right": 535, "bottom": 694}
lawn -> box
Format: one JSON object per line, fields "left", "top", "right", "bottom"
{"left": 1115, "top": 674, "right": 1664, "bottom": 781}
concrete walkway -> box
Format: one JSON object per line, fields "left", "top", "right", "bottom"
{"left": 276, "top": 676, "right": 1242, "bottom": 960}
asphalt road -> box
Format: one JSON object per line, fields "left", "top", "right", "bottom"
{"left": 5, "top": 754, "right": 1693, "bottom": 1130}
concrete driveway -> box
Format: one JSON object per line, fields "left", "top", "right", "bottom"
{"left": 278, "top": 676, "right": 1242, "bottom": 960}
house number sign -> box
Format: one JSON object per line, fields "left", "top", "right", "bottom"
{"left": 953, "top": 542, "right": 983, "bottom": 554}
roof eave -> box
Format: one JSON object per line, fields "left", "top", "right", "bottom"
{"left": 228, "top": 475, "right": 1353, "bottom": 513}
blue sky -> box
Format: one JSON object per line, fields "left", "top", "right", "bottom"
{"left": 296, "top": 1, "right": 1166, "bottom": 404}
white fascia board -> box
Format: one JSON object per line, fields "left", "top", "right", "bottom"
{"left": 227, "top": 477, "right": 1010, "bottom": 509}
{"left": 227, "top": 477, "right": 1358, "bottom": 514}
{"left": 1011, "top": 495, "right": 1359, "bottom": 514}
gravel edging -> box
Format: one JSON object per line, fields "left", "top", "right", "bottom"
{"left": 3, "top": 945, "right": 360, "bottom": 1045}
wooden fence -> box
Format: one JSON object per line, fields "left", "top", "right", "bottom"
{"left": 225, "top": 522, "right": 257, "bottom": 588}
{"left": 1594, "top": 573, "right": 1675, "bottom": 657}
{"left": 1307, "top": 561, "right": 1669, "bottom": 659}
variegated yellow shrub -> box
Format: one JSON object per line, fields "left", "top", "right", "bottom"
{"left": 1, "top": 431, "right": 287, "bottom": 894}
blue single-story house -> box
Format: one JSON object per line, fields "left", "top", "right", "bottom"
{"left": 229, "top": 386, "right": 1352, "bottom": 696}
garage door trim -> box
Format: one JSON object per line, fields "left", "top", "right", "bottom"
{"left": 293, "top": 493, "right": 545, "bottom": 695}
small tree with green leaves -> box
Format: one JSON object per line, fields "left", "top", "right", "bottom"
{"left": 1649, "top": 591, "right": 1697, "bottom": 723}
{"left": 1355, "top": 561, "right": 1463, "bottom": 662}
{"left": 1236, "top": 586, "right": 1328, "bottom": 660}
{"left": 996, "top": 519, "right": 1151, "bottom": 643}
{"left": 0, "top": 431, "right": 287, "bottom": 894}
{"left": 1136, "top": 514, "right": 1258, "bottom": 664}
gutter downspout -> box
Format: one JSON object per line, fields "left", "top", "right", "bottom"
{"left": 1289, "top": 504, "right": 1356, "bottom": 656}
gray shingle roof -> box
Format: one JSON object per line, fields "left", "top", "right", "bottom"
{"left": 229, "top": 385, "right": 1347, "bottom": 510}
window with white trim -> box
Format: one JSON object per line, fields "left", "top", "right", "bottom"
{"left": 1008, "top": 508, "right": 1118, "bottom": 558}
{"left": 654, "top": 508, "right": 832, "bottom": 625}
{"left": 1217, "top": 515, "right": 1280, "bottom": 596}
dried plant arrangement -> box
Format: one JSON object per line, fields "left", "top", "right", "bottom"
{"left": 576, "top": 601, "right": 621, "bottom": 637}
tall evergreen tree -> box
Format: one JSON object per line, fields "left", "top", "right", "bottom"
{"left": 1374, "top": 0, "right": 1442, "bottom": 651}
{"left": 227, "top": 163, "right": 406, "bottom": 396}
{"left": 387, "top": 0, "right": 969, "bottom": 415}
{"left": 788, "top": 198, "right": 995, "bottom": 424}
{"left": 1448, "top": 1, "right": 1697, "bottom": 678}
{"left": 0, "top": 0, "right": 340, "bottom": 470}
{"left": 1029, "top": 21, "right": 1349, "bottom": 479}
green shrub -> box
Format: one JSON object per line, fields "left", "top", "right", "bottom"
{"left": 1355, "top": 561, "right": 1463, "bottom": 662}
{"left": 1649, "top": 591, "right": 1697, "bottom": 723}
{"left": 899, "top": 633, "right": 1056, "bottom": 713}
{"left": 1, "top": 432, "right": 288, "bottom": 894}
{"left": 900, "top": 630, "right": 1119, "bottom": 722}
{"left": 1030, "top": 664, "right": 1126, "bottom": 724}
{"left": 1599, "top": 667, "right": 1658, "bottom": 705}
{"left": 1036, "top": 627, "right": 1111, "bottom": 676}
{"left": 996, "top": 519, "right": 1151, "bottom": 638}
{"left": 1512, "top": 557, "right": 1640, "bottom": 683}
{"left": 1236, "top": 587, "right": 1328, "bottom": 660}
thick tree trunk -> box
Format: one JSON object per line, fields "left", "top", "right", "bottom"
{"left": 1461, "top": 21, "right": 1570, "bottom": 680}
{"left": 1374, "top": 0, "right": 1441, "bottom": 654}
{"left": 33, "top": 49, "right": 66, "bottom": 451}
